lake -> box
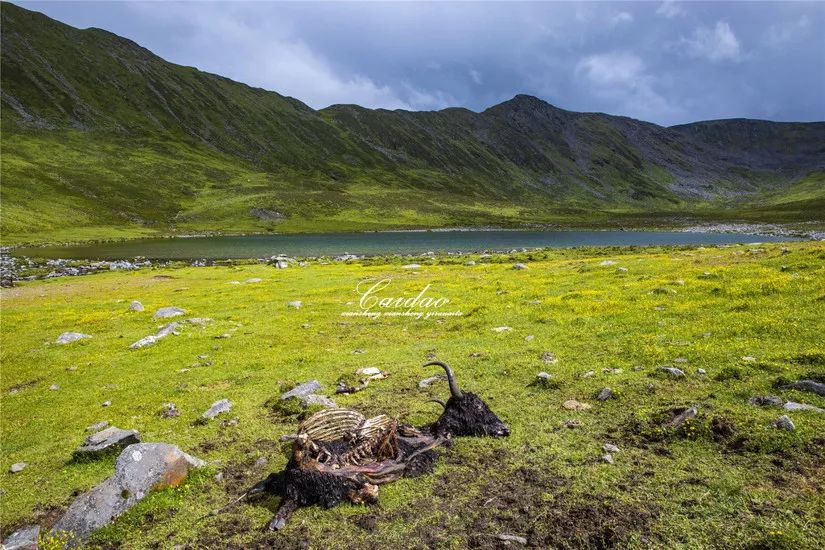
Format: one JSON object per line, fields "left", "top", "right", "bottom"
{"left": 11, "top": 230, "right": 795, "bottom": 260}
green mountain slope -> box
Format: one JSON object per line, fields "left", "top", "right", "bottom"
{"left": 1, "top": 2, "right": 823, "bottom": 244}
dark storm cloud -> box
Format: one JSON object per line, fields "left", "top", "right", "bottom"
{"left": 17, "top": 1, "right": 825, "bottom": 125}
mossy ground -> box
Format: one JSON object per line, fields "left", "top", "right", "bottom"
{"left": 1, "top": 241, "right": 824, "bottom": 548}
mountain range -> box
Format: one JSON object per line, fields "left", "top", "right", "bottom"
{"left": 1, "top": 2, "right": 823, "bottom": 244}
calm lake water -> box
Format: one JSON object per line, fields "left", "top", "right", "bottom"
{"left": 13, "top": 230, "right": 794, "bottom": 260}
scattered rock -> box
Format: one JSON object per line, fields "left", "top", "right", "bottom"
{"left": 599, "top": 260, "right": 616, "bottom": 266}
{"left": 658, "top": 366, "right": 685, "bottom": 377}
{"left": 748, "top": 396, "right": 784, "bottom": 407}
{"left": 664, "top": 406, "right": 698, "bottom": 429}
{"left": 245, "top": 278, "right": 262, "bottom": 284}
{"left": 9, "top": 462, "right": 27, "bottom": 473}
{"left": 581, "top": 370, "right": 595, "bottom": 378}
{"left": 56, "top": 332, "right": 91, "bottom": 345}
{"left": 497, "top": 533, "right": 527, "bottom": 545}
{"left": 356, "top": 367, "right": 383, "bottom": 377}
{"left": 562, "top": 399, "right": 592, "bottom": 411}
{"left": 524, "top": 335, "right": 535, "bottom": 342}
{"left": 287, "top": 301, "right": 302, "bottom": 309}
{"left": 2, "top": 525, "right": 39, "bottom": 549}
{"left": 129, "top": 301, "right": 144, "bottom": 312}
{"left": 274, "top": 260, "right": 289, "bottom": 269}
{"left": 254, "top": 457, "right": 268, "bottom": 468}
{"left": 185, "top": 317, "right": 211, "bottom": 326}
{"left": 673, "top": 357, "right": 689, "bottom": 364}
{"left": 652, "top": 287, "right": 677, "bottom": 295}
{"left": 784, "top": 402, "right": 825, "bottom": 413}
{"left": 602, "top": 454, "right": 614, "bottom": 464}
{"left": 161, "top": 403, "right": 180, "bottom": 418}
{"left": 615, "top": 267, "right": 628, "bottom": 273}
{"left": 536, "top": 372, "right": 552, "bottom": 380}
{"left": 602, "top": 368, "right": 622, "bottom": 374}
{"left": 465, "top": 260, "right": 476, "bottom": 266}
{"left": 52, "top": 443, "right": 203, "bottom": 544}
{"left": 783, "top": 379, "right": 825, "bottom": 397}
{"left": 773, "top": 415, "right": 795, "bottom": 431}
{"left": 540, "top": 351, "right": 558, "bottom": 364}
{"left": 129, "top": 322, "right": 180, "bottom": 349}
{"left": 302, "top": 394, "right": 338, "bottom": 408}
{"left": 697, "top": 368, "right": 707, "bottom": 375}
{"left": 202, "top": 399, "right": 232, "bottom": 419}
{"left": 401, "top": 264, "right": 421, "bottom": 269}
{"left": 603, "top": 443, "right": 620, "bottom": 453}
{"left": 153, "top": 307, "right": 185, "bottom": 319}
{"left": 86, "top": 421, "right": 109, "bottom": 432}
{"left": 49, "top": 384, "right": 60, "bottom": 391}
{"left": 512, "top": 263, "right": 528, "bottom": 270}
{"left": 102, "top": 400, "right": 112, "bottom": 407}
{"left": 281, "top": 380, "right": 322, "bottom": 400}
{"left": 741, "top": 356, "right": 756, "bottom": 362}
{"left": 596, "top": 387, "right": 615, "bottom": 401}
{"left": 419, "top": 374, "right": 447, "bottom": 388}
{"left": 74, "top": 427, "right": 140, "bottom": 457}
{"left": 214, "top": 471, "right": 224, "bottom": 482}
{"left": 563, "top": 420, "right": 582, "bottom": 429}
{"left": 492, "top": 326, "right": 512, "bottom": 333}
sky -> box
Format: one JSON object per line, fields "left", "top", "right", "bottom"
{"left": 16, "top": 1, "right": 825, "bottom": 126}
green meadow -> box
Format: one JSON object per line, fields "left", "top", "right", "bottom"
{"left": 1, "top": 241, "right": 824, "bottom": 548}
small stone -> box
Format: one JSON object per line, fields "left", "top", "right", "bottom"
{"left": 749, "top": 395, "right": 785, "bottom": 407}
{"left": 56, "top": 332, "right": 91, "bottom": 345}
{"left": 697, "top": 368, "right": 706, "bottom": 375}
{"left": 356, "top": 367, "right": 381, "bottom": 376}
{"left": 74, "top": 426, "right": 140, "bottom": 457}
{"left": 603, "top": 443, "right": 620, "bottom": 453}
{"left": 401, "top": 264, "right": 421, "bottom": 269}
{"left": 540, "top": 351, "right": 558, "bottom": 364}
{"left": 658, "top": 366, "right": 685, "bottom": 377}
{"left": 664, "top": 406, "right": 698, "bottom": 429}
{"left": 9, "top": 462, "right": 27, "bottom": 473}
{"left": 129, "top": 301, "right": 144, "bottom": 312}
{"left": 214, "top": 472, "right": 224, "bottom": 482}
{"left": 673, "top": 357, "right": 689, "bottom": 364}
{"left": 615, "top": 267, "right": 628, "bottom": 273}
{"left": 302, "top": 323, "right": 311, "bottom": 329}
{"left": 602, "top": 368, "right": 622, "bottom": 374}
{"left": 254, "top": 457, "right": 268, "bottom": 468}
{"left": 468, "top": 352, "right": 482, "bottom": 358}
{"left": 773, "top": 415, "right": 795, "bottom": 431}
{"left": 153, "top": 307, "right": 185, "bottom": 319}
{"left": 741, "top": 356, "right": 756, "bottom": 362}
{"left": 281, "top": 380, "right": 322, "bottom": 400}
{"left": 2, "top": 525, "right": 40, "bottom": 549}
{"left": 161, "top": 403, "right": 180, "bottom": 418}
{"left": 287, "top": 300, "right": 302, "bottom": 308}
{"left": 563, "top": 420, "right": 582, "bottom": 429}
{"left": 465, "top": 260, "right": 476, "bottom": 266}
{"left": 602, "top": 454, "right": 614, "bottom": 464}
{"left": 599, "top": 260, "right": 616, "bottom": 266}
{"left": 419, "top": 374, "right": 447, "bottom": 388}
{"left": 652, "top": 287, "right": 676, "bottom": 295}
{"left": 524, "top": 335, "right": 535, "bottom": 342}
{"left": 581, "top": 370, "right": 595, "bottom": 378}
{"left": 596, "top": 388, "right": 615, "bottom": 401}
{"left": 537, "top": 372, "right": 552, "bottom": 380}
{"left": 245, "top": 278, "right": 263, "bottom": 284}
{"left": 202, "top": 399, "right": 232, "bottom": 419}
{"left": 784, "top": 402, "right": 825, "bottom": 413}
{"left": 492, "top": 326, "right": 512, "bottom": 333}
{"left": 86, "top": 421, "right": 109, "bottom": 432}
{"left": 512, "top": 263, "right": 528, "bottom": 270}
{"left": 300, "top": 394, "right": 337, "bottom": 408}
{"left": 562, "top": 399, "right": 592, "bottom": 411}
{"left": 497, "top": 534, "right": 527, "bottom": 545}
{"left": 49, "top": 384, "right": 60, "bottom": 391}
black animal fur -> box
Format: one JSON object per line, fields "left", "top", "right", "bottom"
{"left": 431, "top": 392, "right": 510, "bottom": 437}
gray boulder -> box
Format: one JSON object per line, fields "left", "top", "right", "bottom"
{"left": 56, "top": 332, "right": 91, "bottom": 345}
{"left": 9, "top": 462, "right": 27, "bottom": 473}
{"left": 783, "top": 379, "right": 825, "bottom": 397}
{"left": 52, "top": 443, "right": 203, "bottom": 545}
{"left": 2, "top": 525, "right": 39, "bottom": 549}
{"left": 784, "top": 401, "right": 825, "bottom": 413}
{"left": 129, "top": 322, "right": 179, "bottom": 349}
{"left": 202, "top": 399, "right": 232, "bottom": 419}
{"left": 74, "top": 427, "right": 140, "bottom": 457}
{"left": 512, "top": 263, "right": 528, "bottom": 270}
{"left": 86, "top": 421, "right": 109, "bottom": 432}
{"left": 748, "top": 395, "right": 784, "bottom": 407}
{"left": 597, "top": 387, "right": 615, "bottom": 401}
{"left": 281, "top": 380, "right": 322, "bottom": 400}
{"left": 300, "top": 394, "right": 337, "bottom": 408}
{"left": 153, "top": 307, "right": 185, "bottom": 319}
{"left": 129, "top": 301, "right": 144, "bottom": 312}
{"left": 602, "top": 443, "right": 620, "bottom": 453}
{"left": 658, "top": 366, "right": 685, "bottom": 377}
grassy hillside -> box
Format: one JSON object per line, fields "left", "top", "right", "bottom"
{"left": 1, "top": 2, "right": 824, "bottom": 245}
{"left": 1, "top": 241, "right": 824, "bottom": 547}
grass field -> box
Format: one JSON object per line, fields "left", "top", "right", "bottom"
{"left": 2, "top": 241, "right": 824, "bottom": 548}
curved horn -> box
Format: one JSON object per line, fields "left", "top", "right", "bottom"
{"left": 427, "top": 399, "right": 447, "bottom": 409}
{"left": 423, "top": 361, "right": 462, "bottom": 399}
